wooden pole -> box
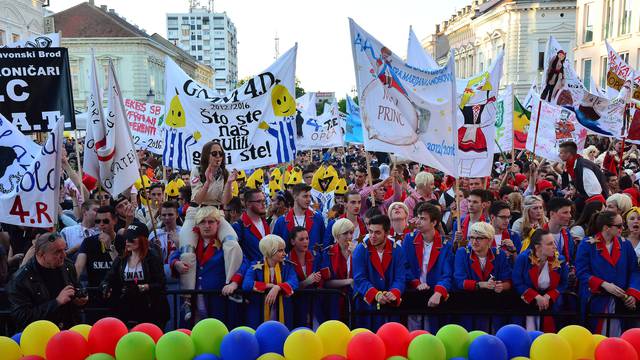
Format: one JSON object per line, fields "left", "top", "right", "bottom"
{"left": 138, "top": 169, "right": 159, "bottom": 241}
{"left": 455, "top": 178, "right": 462, "bottom": 249}
{"left": 73, "top": 129, "right": 83, "bottom": 180}
{"left": 531, "top": 98, "right": 543, "bottom": 160}
{"left": 365, "top": 151, "right": 375, "bottom": 205}
{"left": 619, "top": 137, "right": 626, "bottom": 175}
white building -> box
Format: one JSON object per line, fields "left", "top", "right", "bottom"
{"left": 574, "top": 0, "right": 639, "bottom": 92}
{"left": 423, "top": 0, "right": 577, "bottom": 98}
{"left": 0, "top": 0, "right": 48, "bottom": 46}
{"left": 167, "top": 8, "right": 238, "bottom": 94}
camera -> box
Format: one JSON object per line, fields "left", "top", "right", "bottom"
{"left": 72, "top": 287, "right": 87, "bottom": 299}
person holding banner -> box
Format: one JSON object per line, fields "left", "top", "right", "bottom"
{"left": 178, "top": 140, "right": 242, "bottom": 321}
{"left": 559, "top": 141, "right": 609, "bottom": 201}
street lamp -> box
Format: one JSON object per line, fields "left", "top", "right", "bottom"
{"left": 146, "top": 88, "right": 155, "bottom": 104}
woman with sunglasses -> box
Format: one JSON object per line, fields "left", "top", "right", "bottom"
{"left": 100, "top": 223, "right": 169, "bottom": 328}
{"left": 576, "top": 210, "right": 640, "bottom": 335}
{"left": 177, "top": 140, "right": 242, "bottom": 321}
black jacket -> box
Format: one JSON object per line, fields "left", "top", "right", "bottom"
{"left": 7, "top": 258, "right": 81, "bottom": 330}
{"left": 100, "top": 252, "right": 169, "bottom": 327}
{"left": 574, "top": 156, "right": 610, "bottom": 198}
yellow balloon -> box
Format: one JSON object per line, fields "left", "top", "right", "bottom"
{"left": 511, "top": 357, "right": 530, "bottom": 360}
{"left": 0, "top": 336, "right": 23, "bottom": 360}
{"left": 69, "top": 324, "right": 92, "bottom": 341}
{"left": 257, "top": 353, "right": 285, "bottom": 360}
{"left": 316, "top": 320, "right": 351, "bottom": 357}
{"left": 20, "top": 320, "right": 60, "bottom": 357}
{"left": 350, "top": 328, "right": 371, "bottom": 339}
{"left": 530, "top": 333, "right": 572, "bottom": 360}
{"left": 558, "top": 325, "right": 594, "bottom": 360}
{"left": 592, "top": 334, "right": 607, "bottom": 347}
{"left": 283, "top": 329, "right": 323, "bottom": 360}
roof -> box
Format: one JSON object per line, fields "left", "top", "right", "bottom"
{"left": 50, "top": 2, "right": 149, "bottom": 38}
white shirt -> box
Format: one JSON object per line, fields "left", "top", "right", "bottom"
{"left": 494, "top": 234, "right": 503, "bottom": 247}
{"left": 124, "top": 262, "right": 144, "bottom": 282}
{"left": 420, "top": 242, "right": 433, "bottom": 283}
{"left": 61, "top": 224, "right": 99, "bottom": 250}
{"left": 254, "top": 219, "right": 266, "bottom": 238}
{"left": 538, "top": 261, "right": 550, "bottom": 290}
{"left": 294, "top": 215, "right": 306, "bottom": 228}
{"left": 479, "top": 256, "right": 487, "bottom": 271}
{"left": 581, "top": 165, "right": 603, "bottom": 196}
{"left": 552, "top": 231, "right": 564, "bottom": 254}
{"left": 149, "top": 226, "right": 182, "bottom": 263}
{"left": 377, "top": 249, "right": 384, "bottom": 262}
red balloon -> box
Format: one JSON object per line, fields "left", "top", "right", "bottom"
{"left": 622, "top": 329, "right": 640, "bottom": 358}
{"left": 130, "top": 323, "right": 164, "bottom": 343}
{"left": 408, "top": 330, "right": 430, "bottom": 343}
{"left": 46, "top": 330, "right": 89, "bottom": 360}
{"left": 176, "top": 328, "right": 192, "bottom": 336}
{"left": 376, "top": 322, "right": 410, "bottom": 358}
{"left": 322, "top": 356, "right": 347, "bottom": 360}
{"left": 20, "top": 357, "right": 45, "bottom": 360}
{"left": 347, "top": 332, "right": 386, "bottom": 360}
{"left": 595, "top": 338, "right": 638, "bottom": 360}
{"left": 88, "top": 317, "right": 128, "bottom": 356}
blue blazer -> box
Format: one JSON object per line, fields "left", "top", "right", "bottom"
{"left": 513, "top": 249, "right": 568, "bottom": 305}
{"left": 453, "top": 246, "right": 512, "bottom": 291}
{"left": 273, "top": 209, "right": 325, "bottom": 251}
{"left": 233, "top": 212, "right": 271, "bottom": 263}
{"left": 352, "top": 238, "right": 406, "bottom": 306}
{"left": 401, "top": 230, "right": 453, "bottom": 298}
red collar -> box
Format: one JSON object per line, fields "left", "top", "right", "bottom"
{"left": 285, "top": 208, "right": 314, "bottom": 233}
{"left": 341, "top": 213, "right": 366, "bottom": 235}
{"left": 413, "top": 231, "right": 443, "bottom": 274}
{"left": 595, "top": 233, "right": 621, "bottom": 267}
{"left": 195, "top": 235, "right": 217, "bottom": 266}
{"left": 528, "top": 256, "right": 561, "bottom": 290}
{"left": 329, "top": 244, "right": 350, "bottom": 279}
{"left": 470, "top": 249, "right": 495, "bottom": 281}
{"left": 242, "top": 212, "right": 270, "bottom": 240}
{"left": 290, "top": 250, "right": 314, "bottom": 281}
{"left": 462, "top": 214, "right": 486, "bottom": 240}
{"left": 565, "top": 154, "right": 581, "bottom": 178}
{"left": 366, "top": 239, "right": 393, "bottom": 278}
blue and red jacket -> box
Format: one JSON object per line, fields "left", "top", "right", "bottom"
{"left": 233, "top": 212, "right": 270, "bottom": 263}
{"left": 352, "top": 238, "right": 406, "bottom": 306}
{"left": 401, "top": 230, "right": 453, "bottom": 299}
{"left": 273, "top": 209, "right": 325, "bottom": 251}
{"left": 323, "top": 214, "right": 367, "bottom": 247}
{"left": 513, "top": 249, "right": 568, "bottom": 305}
{"left": 453, "top": 246, "right": 512, "bottom": 291}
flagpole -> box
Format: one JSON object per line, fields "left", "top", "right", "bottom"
{"left": 365, "top": 151, "right": 375, "bottom": 205}
{"left": 531, "top": 98, "right": 543, "bottom": 160}
{"left": 619, "top": 137, "right": 626, "bottom": 175}
{"left": 74, "top": 129, "right": 83, "bottom": 180}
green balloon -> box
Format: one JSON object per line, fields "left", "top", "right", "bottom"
{"left": 408, "top": 334, "right": 446, "bottom": 360}
{"left": 468, "top": 330, "right": 488, "bottom": 342}
{"left": 85, "top": 354, "right": 115, "bottom": 360}
{"left": 231, "top": 326, "right": 256, "bottom": 335}
{"left": 191, "top": 318, "right": 228, "bottom": 356}
{"left": 116, "top": 331, "right": 155, "bottom": 360}
{"left": 435, "top": 324, "right": 470, "bottom": 359}
{"left": 156, "top": 331, "right": 195, "bottom": 360}
{"left": 388, "top": 357, "right": 408, "bottom": 360}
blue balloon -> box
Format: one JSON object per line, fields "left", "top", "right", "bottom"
{"left": 528, "top": 330, "right": 543, "bottom": 342}
{"left": 194, "top": 355, "right": 220, "bottom": 360}
{"left": 496, "top": 324, "right": 531, "bottom": 359}
{"left": 10, "top": 332, "right": 21, "bottom": 345}
{"left": 255, "top": 321, "right": 290, "bottom": 355}
{"left": 220, "top": 329, "right": 260, "bottom": 360}
{"left": 468, "top": 335, "right": 508, "bottom": 360}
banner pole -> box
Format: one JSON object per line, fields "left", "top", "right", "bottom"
{"left": 455, "top": 178, "right": 462, "bottom": 249}
{"left": 73, "top": 129, "right": 83, "bottom": 180}
{"left": 619, "top": 137, "right": 626, "bottom": 175}
{"left": 531, "top": 98, "right": 543, "bottom": 160}
{"left": 138, "top": 169, "right": 159, "bottom": 241}
{"left": 365, "top": 151, "right": 375, "bottom": 205}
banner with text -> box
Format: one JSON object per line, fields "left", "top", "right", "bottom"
{"left": 494, "top": 85, "right": 513, "bottom": 153}
{"left": 605, "top": 40, "right": 640, "bottom": 101}
{"left": 0, "top": 48, "right": 76, "bottom": 133}
{"left": 163, "top": 45, "right": 297, "bottom": 171}
{"left": 124, "top": 98, "right": 164, "bottom": 155}
{"left": 349, "top": 19, "right": 458, "bottom": 176}
{"left": 295, "top": 97, "right": 345, "bottom": 150}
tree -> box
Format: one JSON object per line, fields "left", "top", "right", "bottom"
{"left": 295, "top": 78, "right": 305, "bottom": 98}
{"left": 337, "top": 96, "right": 358, "bottom": 113}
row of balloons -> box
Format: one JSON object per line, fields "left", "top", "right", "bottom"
{"left": 1, "top": 317, "right": 640, "bottom": 360}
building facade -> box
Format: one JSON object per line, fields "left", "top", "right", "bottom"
{"left": 0, "top": 0, "right": 47, "bottom": 46}
{"left": 47, "top": 2, "right": 214, "bottom": 111}
{"left": 574, "top": 0, "right": 639, "bottom": 92}
{"left": 167, "top": 8, "right": 238, "bottom": 94}
{"left": 423, "top": 0, "right": 577, "bottom": 98}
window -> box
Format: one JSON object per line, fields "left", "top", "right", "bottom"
{"left": 197, "top": 24, "right": 201, "bottom": 30}
{"left": 620, "top": 0, "right": 632, "bottom": 34}
{"left": 603, "top": 0, "right": 614, "bottom": 39}
{"left": 11, "top": 33, "right": 19, "bottom": 42}
{"left": 600, "top": 56, "right": 608, "bottom": 89}
{"left": 620, "top": 52, "right": 630, "bottom": 64}
{"left": 167, "top": 17, "right": 178, "bottom": 27}
{"left": 583, "top": 3, "right": 594, "bottom": 42}
{"left": 70, "top": 59, "right": 80, "bottom": 98}
{"left": 181, "top": 24, "right": 190, "bottom": 37}
{"left": 582, "top": 59, "right": 592, "bottom": 90}
{"left": 191, "top": 35, "right": 195, "bottom": 40}
{"left": 0, "top": 29, "right": 5, "bottom": 46}
{"left": 538, "top": 52, "right": 545, "bottom": 71}
{"left": 197, "top": 45, "right": 202, "bottom": 50}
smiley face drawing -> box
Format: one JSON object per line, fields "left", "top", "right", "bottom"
{"left": 271, "top": 84, "right": 296, "bottom": 116}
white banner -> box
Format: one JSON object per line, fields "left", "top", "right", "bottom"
{"left": 526, "top": 94, "right": 588, "bottom": 161}
{"left": 349, "top": 19, "right": 458, "bottom": 176}
{"left": 82, "top": 52, "right": 104, "bottom": 183}
{"left": 0, "top": 116, "right": 63, "bottom": 228}
{"left": 123, "top": 99, "right": 164, "bottom": 155}
{"left": 456, "top": 52, "right": 503, "bottom": 177}
{"left": 295, "top": 97, "right": 345, "bottom": 150}
{"left": 163, "top": 45, "right": 298, "bottom": 171}
{"left": 605, "top": 40, "right": 640, "bottom": 101}
{"left": 494, "top": 85, "right": 513, "bottom": 153}
{"left": 406, "top": 26, "right": 438, "bottom": 70}
{"left": 541, "top": 36, "right": 585, "bottom": 107}
{"left": 1, "top": 32, "right": 60, "bottom": 48}
{"left": 0, "top": 118, "right": 40, "bottom": 195}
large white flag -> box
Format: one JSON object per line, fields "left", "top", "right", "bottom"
{"left": 349, "top": 19, "right": 458, "bottom": 176}
{"left": 406, "top": 26, "right": 438, "bottom": 69}
{"left": 605, "top": 40, "right": 640, "bottom": 102}
{"left": 526, "top": 94, "right": 588, "bottom": 161}
{"left": 83, "top": 51, "right": 104, "bottom": 182}
{"left": 0, "top": 116, "right": 63, "bottom": 228}
{"left": 540, "top": 36, "right": 585, "bottom": 107}
{"left": 295, "top": 97, "right": 345, "bottom": 150}
{"left": 0, "top": 117, "right": 40, "bottom": 195}
{"left": 456, "top": 52, "right": 504, "bottom": 177}
{"left": 494, "top": 85, "right": 513, "bottom": 153}
{"left": 163, "top": 45, "right": 298, "bottom": 171}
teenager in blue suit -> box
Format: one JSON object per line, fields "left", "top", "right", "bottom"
{"left": 170, "top": 206, "right": 245, "bottom": 327}
{"left": 513, "top": 229, "right": 569, "bottom": 332}
{"left": 576, "top": 211, "right": 640, "bottom": 336}
{"left": 489, "top": 201, "right": 522, "bottom": 263}
{"left": 233, "top": 189, "right": 271, "bottom": 262}
{"left": 454, "top": 222, "right": 512, "bottom": 332}
{"left": 273, "top": 183, "right": 325, "bottom": 252}
{"left": 242, "top": 234, "right": 299, "bottom": 329}
{"left": 353, "top": 214, "right": 406, "bottom": 331}
{"left": 402, "top": 203, "right": 453, "bottom": 332}
{"left": 452, "top": 189, "right": 489, "bottom": 249}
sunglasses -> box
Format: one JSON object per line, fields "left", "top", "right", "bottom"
{"left": 210, "top": 151, "right": 224, "bottom": 158}
{"left": 95, "top": 218, "right": 111, "bottom": 225}
{"left": 609, "top": 223, "right": 624, "bottom": 228}
{"left": 126, "top": 237, "right": 138, "bottom": 243}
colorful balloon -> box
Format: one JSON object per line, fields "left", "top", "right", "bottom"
{"left": 495, "top": 324, "right": 530, "bottom": 359}
{"left": 257, "top": 353, "right": 285, "bottom": 360}
{"left": 284, "top": 329, "right": 323, "bottom": 360}
{"left": 408, "top": 330, "right": 429, "bottom": 343}
{"left": 130, "top": 323, "right": 164, "bottom": 343}
{"left": 349, "top": 328, "right": 371, "bottom": 338}
{"left": 45, "top": 330, "right": 89, "bottom": 360}
{"left": 85, "top": 354, "right": 115, "bottom": 360}
{"left": 595, "top": 338, "right": 638, "bottom": 360}
{"left": 347, "top": 332, "right": 385, "bottom": 360}
{"left": 69, "top": 324, "right": 91, "bottom": 341}
{"left": 155, "top": 331, "right": 195, "bottom": 360}
{"left": 622, "top": 328, "right": 640, "bottom": 358}
{"left": 593, "top": 334, "right": 607, "bottom": 347}
{"left": 115, "top": 331, "right": 156, "bottom": 360}
{"left": 191, "top": 318, "right": 228, "bottom": 356}
{"left": 231, "top": 326, "right": 256, "bottom": 335}
{"left": 530, "top": 333, "right": 572, "bottom": 360}
{"left": 220, "top": 329, "right": 260, "bottom": 360}
{"left": 20, "top": 320, "right": 60, "bottom": 357}
{"left": 377, "top": 322, "right": 410, "bottom": 358}
{"left": 407, "top": 334, "right": 446, "bottom": 360}
{"left": 88, "top": 317, "right": 128, "bottom": 356}
{"left": 255, "top": 321, "right": 289, "bottom": 355}
{"left": 436, "top": 324, "right": 470, "bottom": 359}
{"left": 468, "top": 335, "right": 508, "bottom": 360}
{"left": 316, "top": 320, "right": 351, "bottom": 357}
{"left": 558, "top": 325, "right": 594, "bottom": 360}
{"left": 469, "top": 330, "right": 488, "bottom": 342}
{"left": 0, "top": 336, "right": 23, "bottom": 360}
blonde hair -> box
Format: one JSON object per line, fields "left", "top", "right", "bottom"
{"left": 470, "top": 222, "right": 495, "bottom": 239}
{"left": 415, "top": 171, "right": 434, "bottom": 188}
{"left": 259, "top": 234, "right": 286, "bottom": 258}
{"left": 332, "top": 218, "right": 355, "bottom": 239}
{"left": 582, "top": 145, "right": 599, "bottom": 159}
{"left": 388, "top": 202, "right": 409, "bottom": 218}
{"left": 607, "top": 193, "right": 633, "bottom": 215}
{"left": 522, "top": 195, "right": 547, "bottom": 236}
{"left": 195, "top": 206, "right": 222, "bottom": 224}
{"left": 508, "top": 192, "right": 523, "bottom": 213}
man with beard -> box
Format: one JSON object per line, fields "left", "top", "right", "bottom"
{"left": 234, "top": 189, "right": 271, "bottom": 262}
{"left": 273, "top": 183, "right": 325, "bottom": 252}
{"left": 324, "top": 190, "right": 367, "bottom": 246}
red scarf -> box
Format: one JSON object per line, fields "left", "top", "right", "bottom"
{"left": 290, "top": 250, "right": 314, "bottom": 281}
{"left": 195, "top": 236, "right": 218, "bottom": 266}
{"left": 565, "top": 154, "right": 581, "bottom": 178}
{"left": 285, "top": 208, "right": 314, "bottom": 233}
{"left": 595, "top": 233, "right": 621, "bottom": 267}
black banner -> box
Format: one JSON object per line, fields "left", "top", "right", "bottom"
{"left": 0, "top": 47, "right": 75, "bottom": 133}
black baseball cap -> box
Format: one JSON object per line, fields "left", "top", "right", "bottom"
{"left": 124, "top": 223, "right": 149, "bottom": 241}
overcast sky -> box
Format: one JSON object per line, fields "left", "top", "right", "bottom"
{"left": 49, "top": 0, "right": 470, "bottom": 97}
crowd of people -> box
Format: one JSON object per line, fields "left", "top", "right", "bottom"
{"left": 2, "top": 136, "right": 640, "bottom": 337}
